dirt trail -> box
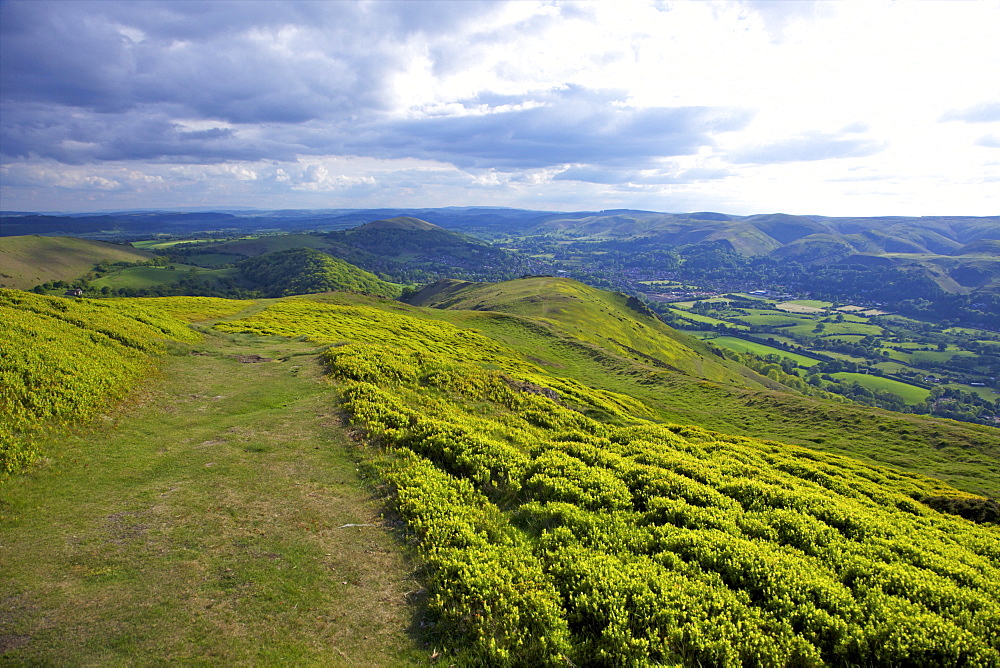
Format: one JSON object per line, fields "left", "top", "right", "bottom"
{"left": 1, "top": 325, "right": 426, "bottom": 664}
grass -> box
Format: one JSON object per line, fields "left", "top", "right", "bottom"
{"left": 830, "top": 372, "right": 931, "bottom": 404}
{"left": 703, "top": 336, "right": 821, "bottom": 366}
{"left": 0, "top": 236, "right": 152, "bottom": 290}
{"left": 785, "top": 299, "right": 833, "bottom": 308}
{"left": 732, "top": 315, "right": 803, "bottom": 328}
{"left": 944, "top": 382, "right": 1000, "bottom": 402}
{"left": 185, "top": 253, "right": 245, "bottom": 268}
{"left": 91, "top": 266, "right": 238, "bottom": 290}
{"left": 131, "top": 238, "right": 224, "bottom": 250}
{"left": 1, "top": 323, "right": 427, "bottom": 664}
{"left": 774, "top": 302, "right": 825, "bottom": 314}
{"left": 667, "top": 308, "right": 746, "bottom": 329}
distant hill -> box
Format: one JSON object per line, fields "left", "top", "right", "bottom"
{"left": 237, "top": 247, "right": 399, "bottom": 298}
{"left": 0, "top": 212, "right": 240, "bottom": 238}
{"left": 317, "top": 217, "right": 541, "bottom": 282}
{"left": 0, "top": 235, "right": 153, "bottom": 290}
{"left": 355, "top": 216, "right": 443, "bottom": 232}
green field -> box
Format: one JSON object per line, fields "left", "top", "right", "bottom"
{"left": 89, "top": 265, "right": 237, "bottom": 290}
{"left": 785, "top": 321, "right": 884, "bottom": 338}
{"left": 704, "top": 336, "right": 821, "bottom": 367}
{"left": 0, "top": 235, "right": 152, "bottom": 290}
{"left": 830, "top": 372, "right": 931, "bottom": 404}
{"left": 131, "top": 238, "right": 223, "bottom": 250}
{"left": 666, "top": 307, "right": 748, "bottom": 329}
{"left": 944, "top": 382, "right": 1000, "bottom": 402}
{"left": 731, "top": 313, "right": 804, "bottom": 327}
{"left": 183, "top": 253, "right": 244, "bottom": 267}
{"left": 785, "top": 299, "right": 833, "bottom": 309}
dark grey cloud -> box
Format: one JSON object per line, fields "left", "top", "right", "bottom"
{"left": 0, "top": 0, "right": 752, "bottom": 174}
{"left": 0, "top": 0, "right": 413, "bottom": 122}
{"left": 939, "top": 102, "right": 1000, "bottom": 124}
{"left": 354, "top": 87, "right": 751, "bottom": 169}
{"left": 730, "top": 131, "right": 886, "bottom": 164}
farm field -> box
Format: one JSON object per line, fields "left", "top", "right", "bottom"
{"left": 131, "top": 238, "right": 223, "bottom": 250}
{"left": 829, "top": 372, "right": 931, "bottom": 404}
{"left": 702, "top": 336, "right": 821, "bottom": 367}
{"left": 660, "top": 292, "right": 1000, "bottom": 422}
{"left": 665, "top": 307, "right": 744, "bottom": 329}
{"left": 181, "top": 252, "right": 244, "bottom": 267}
{"left": 775, "top": 302, "right": 825, "bottom": 314}
{"left": 89, "top": 265, "right": 237, "bottom": 290}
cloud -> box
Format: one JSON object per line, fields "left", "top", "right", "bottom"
{"left": 2, "top": 1, "right": 998, "bottom": 216}
{"left": 978, "top": 135, "right": 1000, "bottom": 149}
{"left": 354, "top": 87, "right": 751, "bottom": 169}
{"left": 939, "top": 102, "right": 1000, "bottom": 124}
{"left": 0, "top": 3, "right": 750, "bottom": 174}
{"left": 553, "top": 164, "right": 731, "bottom": 185}
{"left": 730, "top": 131, "right": 887, "bottom": 164}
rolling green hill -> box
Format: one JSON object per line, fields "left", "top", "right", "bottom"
{"left": 406, "top": 277, "right": 771, "bottom": 388}
{"left": 0, "top": 235, "right": 153, "bottom": 290}
{"left": 4, "top": 279, "right": 1000, "bottom": 665}
{"left": 404, "top": 277, "right": 1000, "bottom": 497}
{"left": 237, "top": 247, "right": 400, "bottom": 298}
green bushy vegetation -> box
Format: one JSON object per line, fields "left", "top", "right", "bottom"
{"left": 6, "top": 277, "right": 1000, "bottom": 664}
{"left": 237, "top": 247, "right": 400, "bottom": 298}
{"left": 316, "top": 322, "right": 1000, "bottom": 665}
{"left": 210, "top": 292, "right": 1000, "bottom": 665}
{"left": 0, "top": 290, "right": 246, "bottom": 474}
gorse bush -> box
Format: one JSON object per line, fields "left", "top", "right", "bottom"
{"left": 217, "top": 298, "right": 1000, "bottom": 666}
{"left": 7, "top": 287, "right": 999, "bottom": 665}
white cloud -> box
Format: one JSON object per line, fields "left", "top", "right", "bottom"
{"left": 1, "top": 0, "right": 998, "bottom": 215}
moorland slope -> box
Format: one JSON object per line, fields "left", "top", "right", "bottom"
{"left": 3, "top": 283, "right": 1000, "bottom": 665}
{"left": 0, "top": 235, "right": 152, "bottom": 290}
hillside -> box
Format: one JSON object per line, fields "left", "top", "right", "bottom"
{"left": 405, "top": 278, "right": 1000, "bottom": 497}
{"left": 237, "top": 247, "right": 400, "bottom": 298}
{"left": 406, "top": 277, "right": 772, "bottom": 388}
{"left": 3, "top": 282, "right": 1000, "bottom": 664}
{"left": 0, "top": 236, "right": 153, "bottom": 290}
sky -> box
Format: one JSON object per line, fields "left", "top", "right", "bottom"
{"left": 1, "top": 0, "right": 999, "bottom": 216}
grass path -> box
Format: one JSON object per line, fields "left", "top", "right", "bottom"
{"left": 1, "top": 324, "right": 427, "bottom": 664}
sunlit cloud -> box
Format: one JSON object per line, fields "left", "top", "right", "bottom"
{"left": 1, "top": 0, "right": 998, "bottom": 215}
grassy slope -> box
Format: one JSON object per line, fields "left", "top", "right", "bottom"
{"left": 193, "top": 234, "right": 339, "bottom": 258}
{"left": 0, "top": 236, "right": 153, "bottom": 290}
{"left": 4, "top": 283, "right": 1000, "bottom": 663}
{"left": 1, "top": 313, "right": 426, "bottom": 664}
{"left": 89, "top": 265, "right": 237, "bottom": 290}
{"left": 406, "top": 278, "right": 1000, "bottom": 497}
{"left": 407, "top": 277, "right": 768, "bottom": 388}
